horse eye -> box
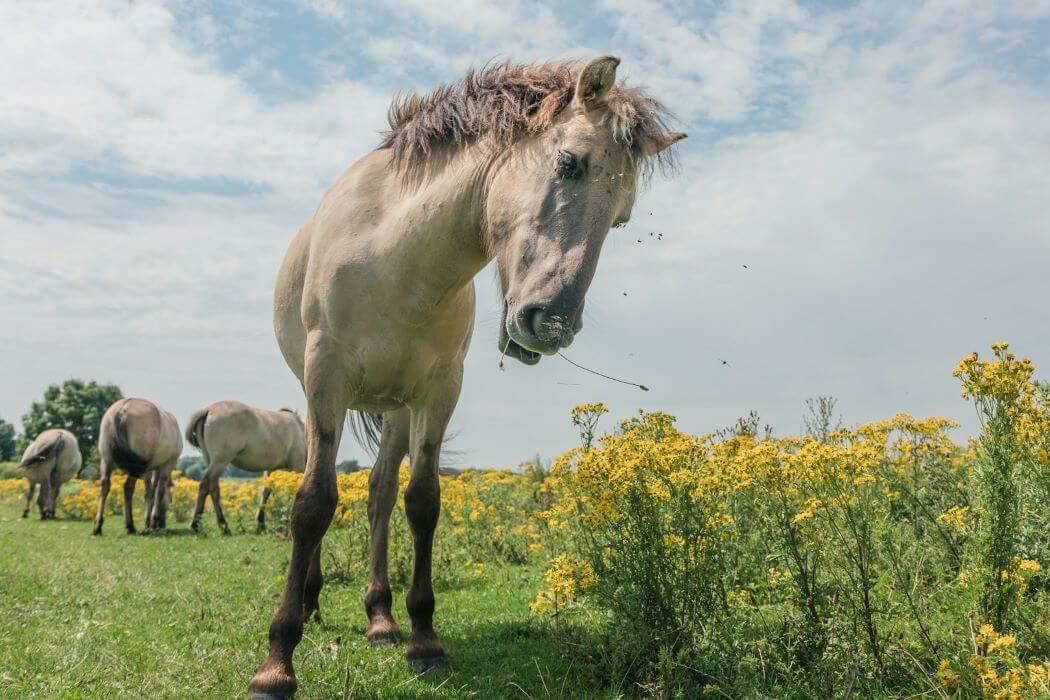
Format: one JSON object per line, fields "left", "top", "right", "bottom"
{"left": 555, "top": 150, "right": 581, "bottom": 179}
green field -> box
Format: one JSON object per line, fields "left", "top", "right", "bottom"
{"left": 0, "top": 502, "right": 577, "bottom": 699}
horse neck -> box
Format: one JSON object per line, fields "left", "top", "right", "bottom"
{"left": 382, "top": 145, "right": 495, "bottom": 295}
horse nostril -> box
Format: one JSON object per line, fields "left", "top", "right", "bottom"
{"left": 524, "top": 307, "right": 546, "bottom": 337}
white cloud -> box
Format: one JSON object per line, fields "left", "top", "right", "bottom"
{"left": 0, "top": 1, "right": 390, "bottom": 203}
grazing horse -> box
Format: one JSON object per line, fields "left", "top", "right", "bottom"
{"left": 17, "top": 429, "right": 81, "bottom": 519}
{"left": 250, "top": 56, "right": 684, "bottom": 697}
{"left": 92, "top": 398, "right": 182, "bottom": 536}
{"left": 185, "top": 401, "right": 306, "bottom": 534}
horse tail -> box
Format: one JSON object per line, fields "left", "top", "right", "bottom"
{"left": 111, "top": 406, "right": 151, "bottom": 475}
{"left": 18, "top": 431, "right": 63, "bottom": 469}
{"left": 185, "top": 409, "right": 208, "bottom": 449}
{"left": 347, "top": 411, "right": 383, "bottom": 457}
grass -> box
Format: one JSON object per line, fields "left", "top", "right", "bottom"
{"left": 0, "top": 501, "right": 580, "bottom": 699}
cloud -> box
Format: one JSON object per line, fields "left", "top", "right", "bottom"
{"left": 0, "top": 1, "right": 390, "bottom": 204}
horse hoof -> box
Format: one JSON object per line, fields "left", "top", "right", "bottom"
{"left": 407, "top": 656, "right": 445, "bottom": 674}
{"left": 369, "top": 632, "right": 400, "bottom": 648}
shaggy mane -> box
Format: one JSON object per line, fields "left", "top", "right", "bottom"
{"left": 379, "top": 61, "right": 677, "bottom": 176}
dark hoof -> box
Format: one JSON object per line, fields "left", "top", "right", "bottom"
{"left": 407, "top": 656, "right": 445, "bottom": 674}
{"left": 369, "top": 632, "right": 400, "bottom": 648}
{"left": 249, "top": 663, "right": 297, "bottom": 699}
{"left": 21, "top": 511, "right": 29, "bottom": 519}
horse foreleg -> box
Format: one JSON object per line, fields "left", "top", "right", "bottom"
{"left": 91, "top": 460, "right": 112, "bottom": 536}
{"left": 256, "top": 475, "right": 271, "bottom": 533}
{"left": 22, "top": 482, "right": 37, "bottom": 518}
{"left": 249, "top": 336, "right": 345, "bottom": 699}
{"left": 404, "top": 375, "right": 460, "bottom": 672}
{"left": 123, "top": 476, "right": 138, "bottom": 534}
{"left": 364, "top": 409, "right": 409, "bottom": 646}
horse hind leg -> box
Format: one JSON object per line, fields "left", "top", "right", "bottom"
{"left": 144, "top": 473, "right": 156, "bottom": 530}
{"left": 210, "top": 477, "right": 230, "bottom": 535}
{"left": 364, "top": 409, "right": 409, "bottom": 647}
{"left": 23, "top": 482, "right": 37, "bottom": 518}
{"left": 123, "top": 476, "right": 138, "bottom": 534}
{"left": 151, "top": 462, "right": 174, "bottom": 530}
{"left": 48, "top": 469, "right": 63, "bottom": 519}
{"left": 91, "top": 460, "right": 112, "bottom": 536}
{"left": 190, "top": 473, "right": 210, "bottom": 532}
{"left": 37, "top": 477, "right": 52, "bottom": 520}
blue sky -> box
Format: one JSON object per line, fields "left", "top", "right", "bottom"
{"left": 1, "top": 0, "right": 1048, "bottom": 467}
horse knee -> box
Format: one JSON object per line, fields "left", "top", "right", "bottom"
{"left": 290, "top": 487, "right": 337, "bottom": 539}
{"left": 404, "top": 479, "right": 439, "bottom": 534}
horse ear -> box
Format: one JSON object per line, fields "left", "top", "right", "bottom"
{"left": 574, "top": 55, "right": 620, "bottom": 112}
{"left": 644, "top": 131, "right": 688, "bottom": 157}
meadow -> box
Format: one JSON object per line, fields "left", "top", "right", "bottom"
{"left": 0, "top": 343, "right": 1047, "bottom": 698}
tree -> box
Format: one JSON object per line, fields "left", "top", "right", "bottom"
{"left": 336, "top": 459, "right": 361, "bottom": 474}
{"left": 19, "top": 379, "right": 123, "bottom": 464}
{"left": 0, "top": 418, "right": 16, "bottom": 461}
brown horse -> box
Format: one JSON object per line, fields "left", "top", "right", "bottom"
{"left": 250, "top": 56, "right": 684, "bottom": 697}
{"left": 185, "top": 400, "right": 306, "bottom": 534}
{"left": 92, "top": 398, "right": 182, "bottom": 536}
{"left": 17, "top": 428, "right": 81, "bottom": 519}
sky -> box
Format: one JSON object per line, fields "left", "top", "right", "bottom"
{"left": 1, "top": 0, "right": 1047, "bottom": 468}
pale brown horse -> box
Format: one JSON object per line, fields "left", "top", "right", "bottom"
{"left": 92, "top": 398, "right": 182, "bottom": 536}
{"left": 250, "top": 57, "right": 684, "bottom": 697}
{"left": 17, "top": 428, "right": 81, "bottom": 519}
{"left": 185, "top": 400, "right": 306, "bottom": 534}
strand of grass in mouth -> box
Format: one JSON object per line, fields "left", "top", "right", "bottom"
{"left": 498, "top": 336, "right": 511, "bottom": 370}
{"left": 557, "top": 352, "right": 649, "bottom": 391}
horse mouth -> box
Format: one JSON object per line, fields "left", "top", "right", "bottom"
{"left": 501, "top": 335, "right": 542, "bottom": 365}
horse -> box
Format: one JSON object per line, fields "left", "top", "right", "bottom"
{"left": 249, "top": 56, "right": 685, "bottom": 698}
{"left": 92, "top": 398, "right": 182, "bottom": 536}
{"left": 17, "top": 428, "right": 82, "bottom": 519}
{"left": 184, "top": 401, "right": 306, "bottom": 534}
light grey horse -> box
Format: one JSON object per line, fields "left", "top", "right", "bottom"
{"left": 185, "top": 400, "right": 306, "bottom": 534}
{"left": 92, "top": 398, "right": 182, "bottom": 536}
{"left": 250, "top": 56, "right": 684, "bottom": 698}
{"left": 17, "top": 428, "right": 81, "bottom": 519}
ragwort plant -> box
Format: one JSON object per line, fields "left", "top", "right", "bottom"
{"left": 534, "top": 343, "right": 1047, "bottom": 697}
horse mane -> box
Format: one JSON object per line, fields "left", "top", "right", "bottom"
{"left": 379, "top": 61, "right": 678, "bottom": 178}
